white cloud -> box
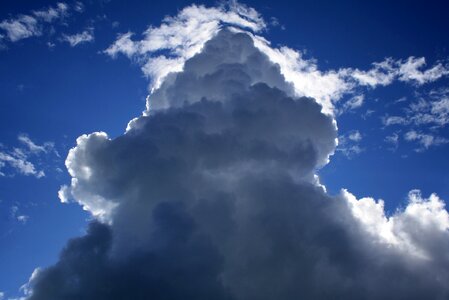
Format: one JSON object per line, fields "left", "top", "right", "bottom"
{"left": 382, "top": 87, "right": 449, "bottom": 150}
{"left": 337, "top": 130, "right": 364, "bottom": 157}
{"left": 16, "top": 215, "right": 29, "bottom": 224}
{"left": 382, "top": 115, "right": 407, "bottom": 126}
{"left": 0, "top": 134, "right": 56, "bottom": 178}
{"left": 18, "top": 134, "right": 53, "bottom": 154}
{"left": 344, "top": 94, "right": 364, "bottom": 110}
{"left": 73, "top": 2, "right": 85, "bottom": 13}
{"left": 32, "top": 2, "right": 68, "bottom": 23}
{"left": 105, "top": 2, "right": 265, "bottom": 91}
{"left": 342, "top": 189, "right": 449, "bottom": 259}
{"left": 385, "top": 132, "right": 399, "bottom": 151}
{"left": 0, "top": 15, "right": 40, "bottom": 42}
{"left": 398, "top": 57, "right": 449, "bottom": 84}
{"left": 105, "top": 4, "right": 449, "bottom": 116}
{"left": 61, "top": 28, "right": 94, "bottom": 47}
{"left": 0, "top": 152, "right": 44, "bottom": 178}
{"left": 348, "top": 130, "right": 362, "bottom": 142}
{"left": 0, "top": 291, "right": 4, "bottom": 300}
{"left": 10, "top": 205, "right": 30, "bottom": 224}
{"left": 404, "top": 130, "right": 448, "bottom": 150}
{"left": 0, "top": 2, "right": 81, "bottom": 44}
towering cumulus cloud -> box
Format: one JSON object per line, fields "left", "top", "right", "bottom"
{"left": 26, "top": 4, "right": 449, "bottom": 300}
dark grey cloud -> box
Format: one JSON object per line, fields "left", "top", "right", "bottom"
{"left": 26, "top": 29, "right": 449, "bottom": 300}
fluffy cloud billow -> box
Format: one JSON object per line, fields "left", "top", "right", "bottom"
{"left": 23, "top": 4, "right": 449, "bottom": 300}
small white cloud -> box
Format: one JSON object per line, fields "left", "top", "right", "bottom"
{"left": 385, "top": 132, "right": 399, "bottom": 151}
{"left": 0, "top": 15, "right": 40, "bottom": 42}
{"left": 18, "top": 134, "right": 53, "bottom": 154}
{"left": 32, "top": 2, "right": 68, "bottom": 23}
{"left": 10, "top": 205, "right": 30, "bottom": 224}
{"left": 348, "top": 130, "right": 362, "bottom": 142}
{"left": 58, "top": 185, "right": 70, "bottom": 203}
{"left": 337, "top": 130, "right": 364, "bottom": 158}
{"left": 0, "top": 134, "right": 56, "bottom": 178}
{"left": 17, "top": 215, "right": 29, "bottom": 224}
{"left": 404, "top": 130, "right": 448, "bottom": 150}
{"left": 61, "top": 28, "right": 94, "bottom": 47}
{"left": 0, "top": 2, "right": 78, "bottom": 44}
{"left": 0, "top": 151, "right": 45, "bottom": 178}
{"left": 398, "top": 57, "right": 449, "bottom": 84}
{"left": 74, "top": 1, "right": 85, "bottom": 13}
{"left": 382, "top": 115, "right": 408, "bottom": 126}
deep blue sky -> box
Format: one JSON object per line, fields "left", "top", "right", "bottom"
{"left": 1, "top": 0, "right": 449, "bottom": 298}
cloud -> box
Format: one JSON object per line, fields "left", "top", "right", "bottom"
{"left": 10, "top": 205, "right": 30, "bottom": 225}
{"left": 337, "top": 130, "right": 363, "bottom": 158}
{"left": 0, "top": 134, "right": 55, "bottom": 178}
{"left": 32, "top": 3, "right": 68, "bottom": 23}
{"left": 18, "top": 134, "right": 53, "bottom": 154}
{"left": 0, "top": 2, "right": 81, "bottom": 45}
{"left": 104, "top": 3, "right": 449, "bottom": 116}
{"left": 385, "top": 132, "right": 400, "bottom": 151}
{"left": 0, "top": 152, "right": 44, "bottom": 178}
{"left": 382, "top": 88, "right": 449, "bottom": 150}
{"left": 404, "top": 130, "right": 448, "bottom": 151}
{"left": 0, "top": 15, "right": 41, "bottom": 42}
{"left": 61, "top": 27, "right": 94, "bottom": 47}
{"left": 21, "top": 4, "right": 449, "bottom": 300}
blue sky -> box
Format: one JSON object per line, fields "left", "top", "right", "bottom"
{"left": 1, "top": 1, "right": 449, "bottom": 299}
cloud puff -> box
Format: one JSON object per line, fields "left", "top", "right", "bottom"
{"left": 61, "top": 27, "right": 94, "bottom": 47}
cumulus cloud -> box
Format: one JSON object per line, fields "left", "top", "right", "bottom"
{"left": 21, "top": 3, "right": 449, "bottom": 300}
{"left": 61, "top": 27, "right": 94, "bottom": 47}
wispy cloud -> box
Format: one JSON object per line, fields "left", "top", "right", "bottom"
{"left": 0, "top": 134, "right": 55, "bottom": 178}
{"left": 10, "top": 205, "right": 29, "bottom": 224}
{"left": 404, "top": 130, "right": 448, "bottom": 151}
{"left": 381, "top": 87, "right": 449, "bottom": 150}
{"left": 337, "top": 130, "right": 364, "bottom": 158}
{"left": 0, "top": 2, "right": 81, "bottom": 45}
{"left": 61, "top": 27, "right": 94, "bottom": 47}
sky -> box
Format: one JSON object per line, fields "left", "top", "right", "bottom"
{"left": 1, "top": 0, "right": 449, "bottom": 299}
